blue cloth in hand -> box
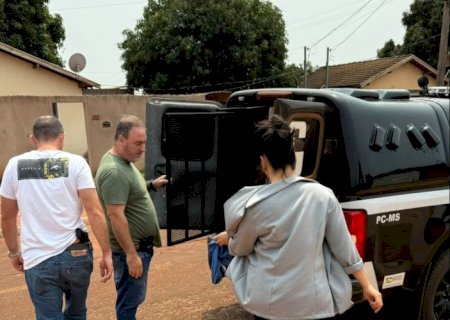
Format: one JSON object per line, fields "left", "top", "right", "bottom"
{"left": 207, "top": 239, "right": 233, "bottom": 284}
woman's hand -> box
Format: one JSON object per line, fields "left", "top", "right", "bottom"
{"left": 363, "top": 283, "right": 383, "bottom": 313}
{"left": 213, "top": 231, "right": 229, "bottom": 246}
{"left": 351, "top": 269, "right": 383, "bottom": 313}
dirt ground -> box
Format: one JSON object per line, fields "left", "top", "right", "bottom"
{"left": 0, "top": 206, "right": 401, "bottom": 320}
{"left": 0, "top": 227, "right": 254, "bottom": 320}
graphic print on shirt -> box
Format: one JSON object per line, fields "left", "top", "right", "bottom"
{"left": 18, "top": 158, "right": 69, "bottom": 180}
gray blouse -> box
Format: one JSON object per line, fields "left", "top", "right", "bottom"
{"left": 225, "top": 177, "right": 363, "bottom": 320}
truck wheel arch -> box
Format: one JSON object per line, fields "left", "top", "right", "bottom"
{"left": 420, "top": 248, "right": 450, "bottom": 320}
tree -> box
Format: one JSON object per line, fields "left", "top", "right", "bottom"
{"left": 120, "top": 0, "right": 288, "bottom": 93}
{"left": 377, "top": 0, "right": 447, "bottom": 68}
{"left": 278, "top": 62, "right": 316, "bottom": 88}
{"left": 377, "top": 39, "right": 402, "bottom": 58}
{"left": 0, "top": 0, "right": 65, "bottom": 66}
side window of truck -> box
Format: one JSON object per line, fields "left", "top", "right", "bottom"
{"left": 290, "top": 118, "right": 322, "bottom": 178}
{"left": 290, "top": 121, "right": 306, "bottom": 176}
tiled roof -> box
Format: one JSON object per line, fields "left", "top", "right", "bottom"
{"left": 306, "top": 54, "right": 438, "bottom": 89}
{"left": 0, "top": 41, "right": 99, "bottom": 88}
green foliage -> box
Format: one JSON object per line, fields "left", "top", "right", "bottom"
{"left": 377, "top": 39, "right": 402, "bottom": 58}
{"left": 0, "top": 0, "right": 65, "bottom": 66}
{"left": 278, "top": 62, "right": 316, "bottom": 88}
{"left": 377, "top": 0, "right": 447, "bottom": 68}
{"left": 120, "top": 0, "right": 288, "bottom": 93}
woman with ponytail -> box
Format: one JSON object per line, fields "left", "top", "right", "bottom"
{"left": 214, "top": 115, "right": 382, "bottom": 320}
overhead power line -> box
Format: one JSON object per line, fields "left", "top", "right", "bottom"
{"left": 117, "top": 69, "right": 298, "bottom": 93}
{"left": 308, "top": 0, "right": 373, "bottom": 52}
{"left": 287, "top": 0, "right": 368, "bottom": 32}
{"left": 333, "top": 0, "right": 389, "bottom": 51}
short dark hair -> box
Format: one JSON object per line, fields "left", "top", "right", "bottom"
{"left": 33, "top": 115, "right": 64, "bottom": 141}
{"left": 114, "top": 115, "right": 144, "bottom": 140}
{"left": 254, "top": 115, "right": 295, "bottom": 170}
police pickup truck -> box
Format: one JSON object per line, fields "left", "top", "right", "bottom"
{"left": 145, "top": 88, "right": 449, "bottom": 320}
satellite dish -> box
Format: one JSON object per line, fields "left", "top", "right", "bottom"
{"left": 68, "top": 53, "right": 86, "bottom": 73}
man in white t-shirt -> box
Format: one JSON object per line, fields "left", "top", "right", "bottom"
{"left": 0, "top": 115, "right": 113, "bottom": 320}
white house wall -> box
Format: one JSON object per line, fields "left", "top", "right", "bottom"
{"left": 364, "top": 62, "right": 438, "bottom": 90}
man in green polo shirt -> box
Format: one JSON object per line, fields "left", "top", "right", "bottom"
{"left": 95, "top": 114, "right": 167, "bottom": 320}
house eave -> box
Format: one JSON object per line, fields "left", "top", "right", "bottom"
{"left": 0, "top": 42, "right": 100, "bottom": 89}
{"left": 360, "top": 55, "right": 438, "bottom": 87}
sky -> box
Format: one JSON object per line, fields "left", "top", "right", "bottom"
{"left": 48, "top": 0, "right": 414, "bottom": 88}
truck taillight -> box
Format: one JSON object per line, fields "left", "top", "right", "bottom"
{"left": 343, "top": 210, "right": 366, "bottom": 259}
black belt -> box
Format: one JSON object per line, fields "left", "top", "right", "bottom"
{"left": 65, "top": 242, "right": 92, "bottom": 251}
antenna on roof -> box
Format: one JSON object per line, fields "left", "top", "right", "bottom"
{"left": 68, "top": 53, "right": 86, "bottom": 73}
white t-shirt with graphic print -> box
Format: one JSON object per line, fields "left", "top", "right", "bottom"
{"left": 0, "top": 149, "right": 95, "bottom": 270}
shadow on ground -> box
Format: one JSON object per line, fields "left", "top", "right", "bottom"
{"left": 202, "top": 303, "right": 254, "bottom": 320}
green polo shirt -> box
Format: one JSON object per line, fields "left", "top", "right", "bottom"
{"left": 95, "top": 151, "right": 161, "bottom": 251}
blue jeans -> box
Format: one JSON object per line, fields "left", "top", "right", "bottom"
{"left": 113, "top": 250, "right": 153, "bottom": 320}
{"left": 25, "top": 249, "right": 93, "bottom": 320}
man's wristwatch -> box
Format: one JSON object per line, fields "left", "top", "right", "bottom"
{"left": 7, "top": 250, "right": 21, "bottom": 258}
{"left": 146, "top": 180, "right": 156, "bottom": 192}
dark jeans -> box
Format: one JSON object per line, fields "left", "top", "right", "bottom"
{"left": 25, "top": 249, "right": 93, "bottom": 320}
{"left": 113, "top": 250, "right": 153, "bottom": 320}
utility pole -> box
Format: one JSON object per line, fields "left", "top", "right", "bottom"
{"left": 325, "top": 47, "right": 331, "bottom": 88}
{"left": 304, "top": 47, "right": 308, "bottom": 88}
{"left": 437, "top": 0, "right": 449, "bottom": 85}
